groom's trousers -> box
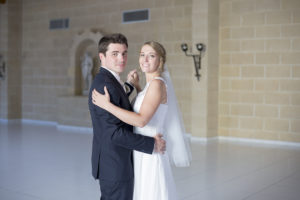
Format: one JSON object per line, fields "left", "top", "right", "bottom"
{"left": 99, "top": 178, "right": 134, "bottom": 200}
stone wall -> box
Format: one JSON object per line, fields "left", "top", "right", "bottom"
{"left": 219, "top": 0, "right": 300, "bottom": 142}
{"left": 1, "top": 0, "right": 299, "bottom": 143}
{"left": 18, "top": 0, "right": 196, "bottom": 130}
{"left": 0, "top": 2, "right": 8, "bottom": 119}
{"left": 0, "top": 0, "right": 22, "bottom": 119}
{"left": 190, "top": 0, "right": 219, "bottom": 138}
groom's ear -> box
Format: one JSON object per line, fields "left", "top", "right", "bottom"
{"left": 99, "top": 53, "right": 105, "bottom": 61}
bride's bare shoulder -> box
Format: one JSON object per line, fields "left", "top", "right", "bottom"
{"left": 148, "top": 79, "right": 166, "bottom": 91}
{"left": 146, "top": 79, "right": 167, "bottom": 103}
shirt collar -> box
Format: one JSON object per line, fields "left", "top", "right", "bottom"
{"left": 101, "top": 66, "right": 123, "bottom": 84}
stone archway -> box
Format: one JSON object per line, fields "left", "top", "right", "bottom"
{"left": 56, "top": 30, "right": 103, "bottom": 127}
{"left": 68, "top": 30, "right": 103, "bottom": 96}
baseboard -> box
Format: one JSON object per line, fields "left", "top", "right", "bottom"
{"left": 0, "top": 118, "right": 9, "bottom": 123}
{"left": 189, "top": 135, "right": 300, "bottom": 147}
{"left": 2, "top": 119, "right": 300, "bottom": 148}
{"left": 57, "top": 124, "right": 93, "bottom": 134}
{"left": 22, "top": 119, "right": 57, "bottom": 126}
{"left": 190, "top": 136, "right": 219, "bottom": 143}
{"left": 218, "top": 136, "right": 300, "bottom": 148}
{"left": 0, "top": 118, "right": 22, "bottom": 124}
{"left": 0, "top": 118, "right": 93, "bottom": 134}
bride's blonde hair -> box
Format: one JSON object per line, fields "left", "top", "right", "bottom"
{"left": 142, "top": 41, "right": 166, "bottom": 73}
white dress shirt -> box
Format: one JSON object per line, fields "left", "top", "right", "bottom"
{"left": 101, "top": 66, "right": 126, "bottom": 91}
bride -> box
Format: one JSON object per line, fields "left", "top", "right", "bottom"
{"left": 92, "top": 41, "right": 191, "bottom": 200}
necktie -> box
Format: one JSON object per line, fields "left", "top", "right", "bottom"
{"left": 119, "top": 80, "right": 126, "bottom": 92}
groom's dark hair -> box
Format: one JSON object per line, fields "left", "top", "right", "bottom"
{"left": 98, "top": 33, "right": 128, "bottom": 55}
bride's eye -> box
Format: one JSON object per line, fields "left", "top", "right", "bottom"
{"left": 140, "top": 53, "right": 145, "bottom": 57}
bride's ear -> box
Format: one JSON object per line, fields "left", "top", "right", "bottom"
{"left": 158, "top": 58, "right": 164, "bottom": 72}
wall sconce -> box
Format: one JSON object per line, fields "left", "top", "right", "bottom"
{"left": 0, "top": 55, "right": 5, "bottom": 80}
{"left": 181, "top": 43, "right": 205, "bottom": 81}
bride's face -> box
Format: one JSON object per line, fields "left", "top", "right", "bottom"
{"left": 139, "top": 45, "right": 160, "bottom": 74}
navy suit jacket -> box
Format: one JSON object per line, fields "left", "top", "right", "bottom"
{"left": 88, "top": 67, "right": 155, "bottom": 181}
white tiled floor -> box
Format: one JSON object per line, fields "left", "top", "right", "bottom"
{"left": 1, "top": 121, "right": 300, "bottom": 200}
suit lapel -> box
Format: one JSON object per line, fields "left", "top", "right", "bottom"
{"left": 99, "top": 68, "right": 132, "bottom": 110}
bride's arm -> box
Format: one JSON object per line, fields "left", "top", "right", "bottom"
{"left": 92, "top": 80, "right": 165, "bottom": 128}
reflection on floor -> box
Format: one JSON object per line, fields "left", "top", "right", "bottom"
{"left": 1, "top": 121, "right": 300, "bottom": 200}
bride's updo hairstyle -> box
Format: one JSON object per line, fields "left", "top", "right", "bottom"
{"left": 143, "top": 41, "right": 166, "bottom": 73}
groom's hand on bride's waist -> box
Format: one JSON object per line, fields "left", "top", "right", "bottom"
{"left": 153, "top": 133, "right": 166, "bottom": 154}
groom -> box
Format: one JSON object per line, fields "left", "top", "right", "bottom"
{"left": 88, "top": 33, "right": 166, "bottom": 200}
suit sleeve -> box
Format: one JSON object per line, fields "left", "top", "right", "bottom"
{"left": 93, "top": 82, "right": 155, "bottom": 154}
{"left": 124, "top": 82, "right": 134, "bottom": 97}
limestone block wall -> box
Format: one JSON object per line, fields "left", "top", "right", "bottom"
{"left": 0, "top": 3, "right": 8, "bottom": 119}
{"left": 1, "top": 0, "right": 299, "bottom": 143}
{"left": 57, "top": 96, "right": 91, "bottom": 127}
{"left": 0, "top": 0, "right": 22, "bottom": 119}
{"left": 190, "top": 0, "right": 219, "bottom": 138}
{"left": 207, "top": 0, "right": 219, "bottom": 138}
{"left": 20, "top": 0, "right": 194, "bottom": 130}
{"left": 219, "top": 0, "right": 300, "bottom": 142}
{"left": 191, "top": 0, "right": 208, "bottom": 138}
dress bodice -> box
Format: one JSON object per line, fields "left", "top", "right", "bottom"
{"left": 133, "top": 77, "right": 168, "bottom": 137}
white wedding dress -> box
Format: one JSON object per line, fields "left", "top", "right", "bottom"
{"left": 132, "top": 77, "right": 178, "bottom": 200}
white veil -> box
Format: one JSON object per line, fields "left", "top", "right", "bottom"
{"left": 162, "top": 66, "right": 192, "bottom": 167}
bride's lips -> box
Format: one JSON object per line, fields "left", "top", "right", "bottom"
{"left": 142, "top": 64, "right": 150, "bottom": 68}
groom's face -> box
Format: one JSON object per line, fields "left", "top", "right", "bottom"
{"left": 99, "top": 43, "right": 128, "bottom": 75}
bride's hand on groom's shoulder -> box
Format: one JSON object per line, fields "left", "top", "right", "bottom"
{"left": 127, "top": 69, "right": 139, "bottom": 86}
{"left": 154, "top": 133, "right": 166, "bottom": 154}
{"left": 92, "top": 87, "right": 110, "bottom": 109}
{"left": 127, "top": 69, "right": 142, "bottom": 93}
